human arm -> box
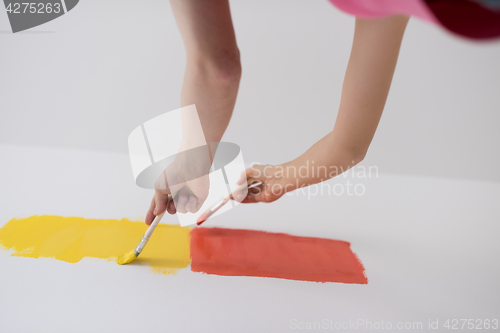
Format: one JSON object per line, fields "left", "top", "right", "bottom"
{"left": 239, "top": 15, "right": 410, "bottom": 203}
{"left": 145, "top": 0, "right": 241, "bottom": 224}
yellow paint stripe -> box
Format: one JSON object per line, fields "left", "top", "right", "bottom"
{"left": 0, "top": 216, "right": 192, "bottom": 274}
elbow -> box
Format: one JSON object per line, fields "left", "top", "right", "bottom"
{"left": 191, "top": 47, "right": 242, "bottom": 87}
{"left": 344, "top": 146, "right": 367, "bottom": 166}
{"left": 214, "top": 49, "right": 242, "bottom": 85}
{"left": 352, "top": 149, "right": 366, "bottom": 166}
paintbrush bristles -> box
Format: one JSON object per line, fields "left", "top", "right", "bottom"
{"left": 117, "top": 250, "right": 137, "bottom": 265}
{"left": 117, "top": 208, "right": 168, "bottom": 266}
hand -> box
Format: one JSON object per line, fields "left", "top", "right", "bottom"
{"left": 145, "top": 146, "right": 211, "bottom": 225}
{"left": 235, "top": 164, "right": 296, "bottom": 204}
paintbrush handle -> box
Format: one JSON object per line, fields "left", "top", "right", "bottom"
{"left": 144, "top": 212, "right": 165, "bottom": 240}
{"left": 144, "top": 195, "right": 171, "bottom": 240}
{"left": 196, "top": 180, "right": 263, "bottom": 225}
{"left": 134, "top": 211, "right": 165, "bottom": 255}
{"left": 234, "top": 181, "right": 253, "bottom": 195}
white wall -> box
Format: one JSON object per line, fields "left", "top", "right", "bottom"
{"left": 1, "top": 0, "right": 499, "bottom": 182}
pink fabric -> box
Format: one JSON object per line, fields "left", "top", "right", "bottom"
{"left": 328, "top": 0, "right": 438, "bottom": 24}
{"left": 329, "top": 0, "right": 500, "bottom": 40}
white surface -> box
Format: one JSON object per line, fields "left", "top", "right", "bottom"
{"left": 0, "top": 145, "right": 499, "bottom": 332}
{"left": 1, "top": 0, "right": 500, "bottom": 182}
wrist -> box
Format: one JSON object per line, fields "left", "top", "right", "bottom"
{"left": 275, "top": 162, "right": 301, "bottom": 193}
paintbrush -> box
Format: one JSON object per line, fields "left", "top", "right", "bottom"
{"left": 197, "top": 180, "right": 262, "bottom": 225}
{"left": 118, "top": 180, "right": 259, "bottom": 264}
{"left": 117, "top": 196, "right": 171, "bottom": 265}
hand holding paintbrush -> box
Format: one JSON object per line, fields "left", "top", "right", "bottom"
{"left": 117, "top": 195, "right": 172, "bottom": 265}
{"left": 196, "top": 179, "right": 262, "bottom": 225}
{"left": 117, "top": 180, "right": 260, "bottom": 265}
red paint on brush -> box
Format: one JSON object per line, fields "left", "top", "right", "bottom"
{"left": 190, "top": 228, "right": 367, "bottom": 284}
{"left": 196, "top": 213, "right": 208, "bottom": 225}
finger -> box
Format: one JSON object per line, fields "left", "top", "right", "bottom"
{"left": 233, "top": 192, "right": 246, "bottom": 202}
{"left": 185, "top": 195, "right": 198, "bottom": 213}
{"left": 167, "top": 199, "right": 177, "bottom": 214}
{"left": 247, "top": 165, "right": 271, "bottom": 183}
{"left": 154, "top": 189, "right": 169, "bottom": 216}
{"left": 238, "top": 167, "right": 258, "bottom": 185}
{"left": 237, "top": 169, "right": 247, "bottom": 185}
{"left": 249, "top": 186, "right": 263, "bottom": 195}
{"left": 240, "top": 195, "right": 260, "bottom": 203}
{"left": 176, "top": 194, "right": 188, "bottom": 213}
{"left": 145, "top": 196, "right": 156, "bottom": 225}
{"left": 196, "top": 199, "right": 204, "bottom": 212}
{"left": 231, "top": 184, "right": 248, "bottom": 201}
{"left": 237, "top": 184, "right": 265, "bottom": 203}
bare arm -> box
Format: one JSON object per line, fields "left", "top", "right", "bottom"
{"left": 241, "top": 15, "right": 410, "bottom": 202}
{"left": 146, "top": 0, "right": 240, "bottom": 223}
{"left": 170, "top": 0, "right": 241, "bottom": 144}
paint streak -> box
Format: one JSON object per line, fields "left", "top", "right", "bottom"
{"left": 190, "top": 228, "right": 367, "bottom": 284}
{"left": 0, "top": 216, "right": 367, "bottom": 283}
{"left": 0, "top": 216, "right": 191, "bottom": 274}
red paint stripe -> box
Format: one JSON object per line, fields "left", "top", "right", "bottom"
{"left": 190, "top": 228, "right": 367, "bottom": 284}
